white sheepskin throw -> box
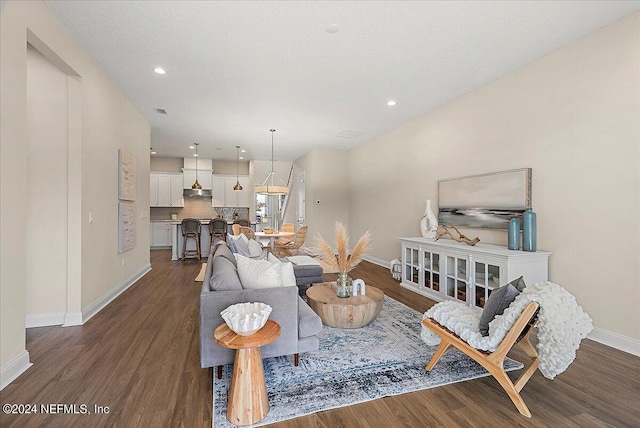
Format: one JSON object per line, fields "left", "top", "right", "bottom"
{"left": 421, "top": 282, "right": 593, "bottom": 380}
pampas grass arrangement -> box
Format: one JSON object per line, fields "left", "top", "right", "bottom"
{"left": 315, "top": 222, "right": 372, "bottom": 274}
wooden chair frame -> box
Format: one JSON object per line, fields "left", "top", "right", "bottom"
{"left": 422, "top": 302, "right": 540, "bottom": 418}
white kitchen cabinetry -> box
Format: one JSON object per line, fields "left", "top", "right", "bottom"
{"left": 150, "top": 172, "right": 184, "bottom": 207}
{"left": 212, "top": 175, "right": 250, "bottom": 207}
{"left": 151, "top": 221, "right": 173, "bottom": 248}
{"left": 182, "top": 169, "right": 213, "bottom": 190}
{"left": 399, "top": 238, "right": 550, "bottom": 310}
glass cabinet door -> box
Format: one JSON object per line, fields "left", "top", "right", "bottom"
{"left": 472, "top": 260, "right": 501, "bottom": 308}
{"left": 422, "top": 250, "right": 440, "bottom": 293}
{"left": 446, "top": 256, "right": 468, "bottom": 303}
{"left": 403, "top": 246, "right": 421, "bottom": 288}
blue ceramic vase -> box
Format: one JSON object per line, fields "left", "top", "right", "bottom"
{"left": 522, "top": 208, "right": 537, "bottom": 252}
{"left": 508, "top": 218, "right": 520, "bottom": 250}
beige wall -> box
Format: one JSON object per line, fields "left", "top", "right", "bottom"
{"left": 1, "top": 0, "right": 150, "bottom": 374}
{"left": 349, "top": 13, "right": 640, "bottom": 340}
{"left": 26, "top": 43, "right": 68, "bottom": 316}
{"left": 150, "top": 156, "right": 183, "bottom": 173}
{"left": 290, "top": 149, "right": 350, "bottom": 247}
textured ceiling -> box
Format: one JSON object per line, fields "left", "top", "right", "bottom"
{"left": 43, "top": 1, "right": 639, "bottom": 161}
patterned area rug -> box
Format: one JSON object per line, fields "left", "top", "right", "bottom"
{"left": 213, "top": 296, "right": 523, "bottom": 427}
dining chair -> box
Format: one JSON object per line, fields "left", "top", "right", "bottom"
{"left": 275, "top": 223, "right": 295, "bottom": 246}
{"left": 274, "top": 225, "right": 307, "bottom": 257}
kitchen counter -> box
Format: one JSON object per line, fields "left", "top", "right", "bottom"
{"left": 149, "top": 219, "right": 255, "bottom": 260}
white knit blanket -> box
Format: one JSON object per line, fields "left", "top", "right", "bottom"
{"left": 421, "top": 282, "right": 593, "bottom": 379}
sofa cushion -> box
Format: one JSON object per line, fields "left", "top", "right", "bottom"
{"left": 297, "top": 296, "right": 323, "bottom": 338}
{"left": 209, "top": 256, "right": 242, "bottom": 291}
{"left": 479, "top": 281, "right": 521, "bottom": 336}
{"left": 267, "top": 253, "right": 297, "bottom": 287}
{"left": 236, "top": 254, "right": 281, "bottom": 289}
{"left": 213, "top": 242, "right": 237, "bottom": 267}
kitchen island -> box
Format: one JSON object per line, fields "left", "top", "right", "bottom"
{"left": 150, "top": 219, "right": 255, "bottom": 260}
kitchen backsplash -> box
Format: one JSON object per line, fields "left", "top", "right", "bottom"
{"left": 151, "top": 200, "right": 249, "bottom": 222}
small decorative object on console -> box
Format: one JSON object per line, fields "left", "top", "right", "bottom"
{"left": 523, "top": 208, "right": 537, "bottom": 252}
{"left": 220, "top": 302, "right": 272, "bottom": 336}
{"left": 435, "top": 225, "right": 480, "bottom": 246}
{"left": 508, "top": 218, "right": 520, "bottom": 250}
{"left": 420, "top": 199, "right": 438, "bottom": 238}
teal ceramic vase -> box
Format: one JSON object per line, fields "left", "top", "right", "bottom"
{"left": 508, "top": 218, "right": 520, "bottom": 250}
{"left": 522, "top": 208, "right": 537, "bottom": 252}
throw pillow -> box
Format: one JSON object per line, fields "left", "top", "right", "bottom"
{"left": 478, "top": 283, "right": 520, "bottom": 336}
{"left": 227, "top": 233, "right": 250, "bottom": 256}
{"left": 209, "top": 256, "right": 242, "bottom": 291}
{"left": 247, "top": 239, "right": 264, "bottom": 258}
{"left": 510, "top": 275, "right": 526, "bottom": 292}
{"left": 266, "top": 254, "right": 297, "bottom": 287}
{"left": 236, "top": 254, "right": 281, "bottom": 289}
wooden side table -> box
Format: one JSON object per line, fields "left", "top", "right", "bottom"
{"left": 306, "top": 283, "right": 384, "bottom": 328}
{"left": 214, "top": 320, "right": 280, "bottom": 426}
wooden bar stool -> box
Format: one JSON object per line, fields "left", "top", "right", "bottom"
{"left": 181, "top": 218, "right": 201, "bottom": 260}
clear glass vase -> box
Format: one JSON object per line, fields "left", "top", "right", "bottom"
{"left": 335, "top": 273, "right": 351, "bottom": 298}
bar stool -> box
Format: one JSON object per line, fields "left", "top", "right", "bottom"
{"left": 233, "top": 219, "right": 250, "bottom": 227}
{"left": 181, "top": 218, "right": 201, "bottom": 260}
{"left": 209, "top": 218, "right": 228, "bottom": 245}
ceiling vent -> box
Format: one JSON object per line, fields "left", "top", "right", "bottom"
{"left": 336, "top": 131, "right": 362, "bottom": 138}
{"left": 154, "top": 108, "right": 168, "bottom": 115}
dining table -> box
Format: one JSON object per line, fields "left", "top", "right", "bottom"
{"left": 254, "top": 231, "right": 295, "bottom": 249}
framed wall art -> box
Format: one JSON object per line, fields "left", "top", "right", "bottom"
{"left": 118, "top": 149, "right": 136, "bottom": 201}
{"left": 438, "top": 168, "right": 531, "bottom": 230}
{"left": 118, "top": 201, "right": 136, "bottom": 253}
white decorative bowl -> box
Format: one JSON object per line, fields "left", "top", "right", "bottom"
{"left": 220, "top": 302, "right": 272, "bottom": 336}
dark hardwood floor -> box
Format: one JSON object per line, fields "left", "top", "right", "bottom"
{"left": 1, "top": 250, "right": 639, "bottom": 427}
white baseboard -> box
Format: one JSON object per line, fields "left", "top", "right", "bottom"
{"left": 25, "top": 312, "right": 65, "bottom": 328}
{"left": 363, "top": 255, "right": 390, "bottom": 269}
{"left": 82, "top": 263, "right": 151, "bottom": 324}
{"left": 588, "top": 327, "right": 640, "bottom": 357}
{"left": 0, "top": 350, "right": 32, "bottom": 391}
{"left": 62, "top": 312, "right": 83, "bottom": 327}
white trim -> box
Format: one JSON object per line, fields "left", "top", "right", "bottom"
{"left": 0, "top": 350, "right": 32, "bottom": 391}
{"left": 81, "top": 263, "right": 151, "bottom": 323}
{"left": 25, "top": 312, "right": 65, "bottom": 328}
{"left": 62, "top": 312, "right": 83, "bottom": 327}
{"left": 588, "top": 327, "right": 640, "bottom": 357}
{"left": 363, "top": 255, "right": 390, "bottom": 269}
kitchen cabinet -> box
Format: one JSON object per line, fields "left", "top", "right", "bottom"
{"left": 399, "top": 238, "right": 550, "bottom": 310}
{"left": 182, "top": 169, "right": 213, "bottom": 190}
{"left": 212, "top": 175, "right": 250, "bottom": 208}
{"left": 151, "top": 221, "right": 173, "bottom": 248}
{"left": 150, "top": 172, "right": 184, "bottom": 207}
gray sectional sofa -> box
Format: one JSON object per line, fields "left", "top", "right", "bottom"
{"left": 199, "top": 242, "right": 323, "bottom": 374}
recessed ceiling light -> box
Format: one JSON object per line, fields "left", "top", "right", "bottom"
{"left": 241, "top": 149, "right": 246, "bottom": 153}
{"left": 387, "top": 100, "right": 397, "bottom": 106}
{"left": 326, "top": 24, "right": 340, "bottom": 33}
{"left": 153, "top": 67, "right": 166, "bottom": 74}
{"left": 239, "top": 157, "right": 244, "bottom": 160}
{"left": 193, "top": 153, "right": 198, "bottom": 157}
{"left": 189, "top": 145, "right": 195, "bottom": 149}
{"left": 151, "top": 151, "right": 157, "bottom": 155}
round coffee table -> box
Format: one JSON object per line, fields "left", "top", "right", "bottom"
{"left": 306, "top": 282, "right": 384, "bottom": 328}
{"left": 214, "top": 320, "right": 280, "bottom": 426}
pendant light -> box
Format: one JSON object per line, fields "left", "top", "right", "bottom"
{"left": 233, "top": 145, "right": 243, "bottom": 191}
{"left": 255, "top": 129, "right": 289, "bottom": 196}
{"left": 191, "top": 142, "right": 203, "bottom": 194}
